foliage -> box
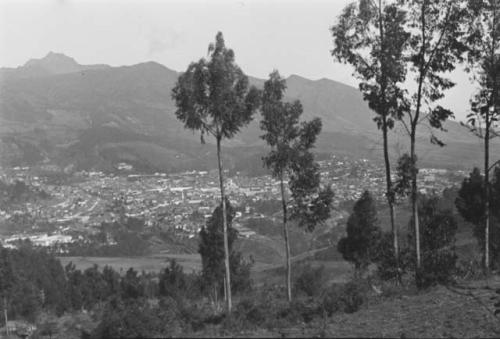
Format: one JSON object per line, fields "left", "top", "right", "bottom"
{"left": 394, "top": 153, "right": 418, "bottom": 196}
{"left": 331, "top": 1, "right": 409, "bottom": 261}
{"left": 397, "top": 0, "right": 468, "bottom": 272}
{"left": 338, "top": 191, "right": 382, "bottom": 273}
{"left": 462, "top": 0, "right": 500, "bottom": 141}
{"left": 456, "top": 166, "right": 500, "bottom": 266}
{"left": 199, "top": 199, "right": 253, "bottom": 298}
{"left": 261, "top": 70, "right": 333, "bottom": 231}
{"left": 456, "top": 167, "right": 487, "bottom": 226}
{"left": 92, "top": 297, "right": 182, "bottom": 338}
{"left": 409, "top": 195, "right": 458, "bottom": 288}
{"left": 159, "top": 259, "right": 188, "bottom": 300}
{"left": 293, "top": 264, "right": 327, "bottom": 297}
{"left": 0, "top": 244, "right": 68, "bottom": 321}
{"left": 120, "top": 267, "right": 145, "bottom": 299}
{"left": 171, "top": 31, "right": 260, "bottom": 143}
{"left": 172, "top": 31, "right": 261, "bottom": 313}
{"left": 260, "top": 70, "right": 333, "bottom": 301}
{"left": 373, "top": 232, "right": 412, "bottom": 281}
{"left": 320, "top": 280, "right": 368, "bottom": 315}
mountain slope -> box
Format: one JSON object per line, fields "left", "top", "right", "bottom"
{"left": 0, "top": 53, "right": 497, "bottom": 172}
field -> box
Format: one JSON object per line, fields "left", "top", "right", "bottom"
{"left": 58, "top": 251, "right": 353, "bottom": 283}
{"left": 58, "top": 253, "right": 202, "bottom": 274}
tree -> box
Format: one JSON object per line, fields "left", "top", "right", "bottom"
{"left": 159, "top": 259, "right": 187, "bottom": 299}
{"left": 172, "top": 32, "right": 260, "bottom": 312}
{"left": 260, "top": 71, "right": 333, "bottom": 301}
{"left": 198, "top": 199, "right": 252, "bottom": 307}
{"left": 331, "top": 0, "right": 409, "bottom": 276}
{"left": 93, "top": 298, "right": 179, "bottom": 338}
{"left": 121, "top": 268, "right": 143, "bottom": 300}
{"left": 409, "top": 195, "right": 458, "bottom": 288}
{"left": 338, "top": 191, "right": 382, "bottom": 276}
{"left": 461, "top": 0, "right": 500, "bottom": 270}
{"left": 102, "top": 265, "right": 121, "bottom": 299}
{"left": 456, "top": 166, "right": 500, "bottom": 267}
{"left": 397, "top": 0, "right": 467, "bottom": 269}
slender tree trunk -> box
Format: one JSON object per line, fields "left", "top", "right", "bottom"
{"left": 410, "top": 0, "right": 428, "bottom": 272}
{"left": 382, "top": 115, "right": 399, "bottom": 274}
{"left": 376, "top": 1, "right": 399, "bottom": 276}
{"left": 280, "top": 175, "right": 292, "bottom": 302}
{"left": 410, "top": 128, "right": 421, "bottom": 269}
{"left": 216, "top": 136, "right": 232, "bottom": 313}
{"left": 485, "top": 114, "right": 490, "bottom": 271}
{"left": 3, "top": 297, "right": 8, "bottom": 337}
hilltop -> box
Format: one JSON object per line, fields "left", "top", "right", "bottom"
{"left": 1, "top": 52, "right": 498, "bottom": 173}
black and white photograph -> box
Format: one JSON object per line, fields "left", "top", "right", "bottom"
{"left": 1, "top": 0, "right": 500, "bottom": 337}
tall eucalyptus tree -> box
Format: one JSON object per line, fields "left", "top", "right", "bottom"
{"left": 172, "top": 32, "right": 260, "bottom": 312}
{"left": 331, "top": 0, "right": 409, "bottom": 272}
{"left": 462, "top": 0, "right": 500, "bottom": 270}
{"left": 261, "top": 71, "right": 333, "bottom": 301}
{"left": 397, "top": 0, "right": 467, "bottom": 269}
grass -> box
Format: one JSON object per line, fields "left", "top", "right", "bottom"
{"left": 58, "top": 254, "right": 202, "bottom": 274}
{"left": 220, "top": 278, "right": 500, "bottom": 338}
{"left": 296, "top": 282, "right": 500, "bottom": 338}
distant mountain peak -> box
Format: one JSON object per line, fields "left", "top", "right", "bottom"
{"left": 24, "top": 52, "right": 79, "bottom": 69}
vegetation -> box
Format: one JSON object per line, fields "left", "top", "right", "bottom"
{"left": 331, "top": 0, "right": 409, "bottom": 275}
{"left": 5, "top": 1, "right": 500, "bottom": 336}
{"left": 397, "top": 0, "right": 467, "bottom": 271}
{"left": 260, "top": 70, "right": 333, "bottom": 302}
{"left": 172, "top": 31, "right": 261, "bottom": 312}
{"left": 456, "top": 166, "right": 500, "bottom": 267}
{"left": 338, "top": 191, "right": 382, "bottom": 276}
{"left": 199, "top": 199, "right": 252, "bottom": 307}
{"left": 410, "top": 195, "right": 458, "bottom": 288}
{"left": 461, "top": 0, "right": 500, "bottom": 270}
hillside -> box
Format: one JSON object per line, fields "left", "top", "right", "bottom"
{"left": 1, "top": 52, "right": 498, "bottom": 172}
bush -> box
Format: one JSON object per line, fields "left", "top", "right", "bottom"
{"left": 234, "top": 298, "right": 267, "bottom": 327}
{"left": 275, "top": 298, "right": 321, "bottom": 324}
{"left": 340, "top": 280, "right": 367, "bottom": 313}
{"left": 416, "top": 251, "right": 458, "bottom": 289}
{"left": 455, "top": 258, "right": 485, "bottom": 280}
{"left": 320, "top": 280, "right": 368, "bottom": 315}
{"left": 374, "top": 232, "right": 412, "bottom": 281}
{"left": 408, "top": 196, "right": 458, "bottom": 289}
{"left": 92, "top": 297, "right": 183, "bottom": 338}
{"left": 293, "top": 264, "right": 326, "bottom": 297}
{"left": 159, "top": 259, "right": 188, "bottom": 300}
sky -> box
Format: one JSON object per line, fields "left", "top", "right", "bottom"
{"left": 0, "top": 0, "right": 476, "bottom": 121}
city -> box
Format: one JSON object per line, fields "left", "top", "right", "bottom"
{"left": 0, "top": 154, "right": 465, "bottom": 252}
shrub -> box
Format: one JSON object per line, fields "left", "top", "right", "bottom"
{"left": 320, "top": 280, "right": 368, "bottom": 315}
{"left": 409, "top": 195, "right": 458, "bottom": 289}
{"left": 455, "top": 258, "right": 485, "bottom": 280}
{"left": 340, "top": 280, "right": 367, "bottom": 313}
{"left": 234, "top": 298, "right": 267, "bottom": 327}
{"left": 159, "top": 259, "right": 188, "bottom": 299}
{"left": 92, "top": 297, "right": 183, "bottom": 338}
{"left": 338, "top": 191, "right": 382, "bottom": 275}
{"left": 416, "top": 251, "right": 458, "bottom": 289}
{"left": 373, "top": 232, "right": 412, "bottom": 281}
{"left": 319, "top": 284, "right": 344, "bottom": 316}
{"left": 293, "top": 264, "right": 326, "bottom": 297}
{"left": 277, "top": 298, "right": 321, "bottom": 324}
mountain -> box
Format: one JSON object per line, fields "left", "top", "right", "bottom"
{"left": 0, "top": 52, "right": 110, "bottom": 78}
{"left": 0, "top": 53, "right": 498, "bottom": 173}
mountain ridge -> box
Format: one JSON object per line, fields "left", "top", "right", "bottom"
{"left": 0, "top": 53, "right": 497, "bottom": 173}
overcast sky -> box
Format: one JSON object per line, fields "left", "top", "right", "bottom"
{"left": 0, "top": 0, "right": 476, "bottom": 120}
